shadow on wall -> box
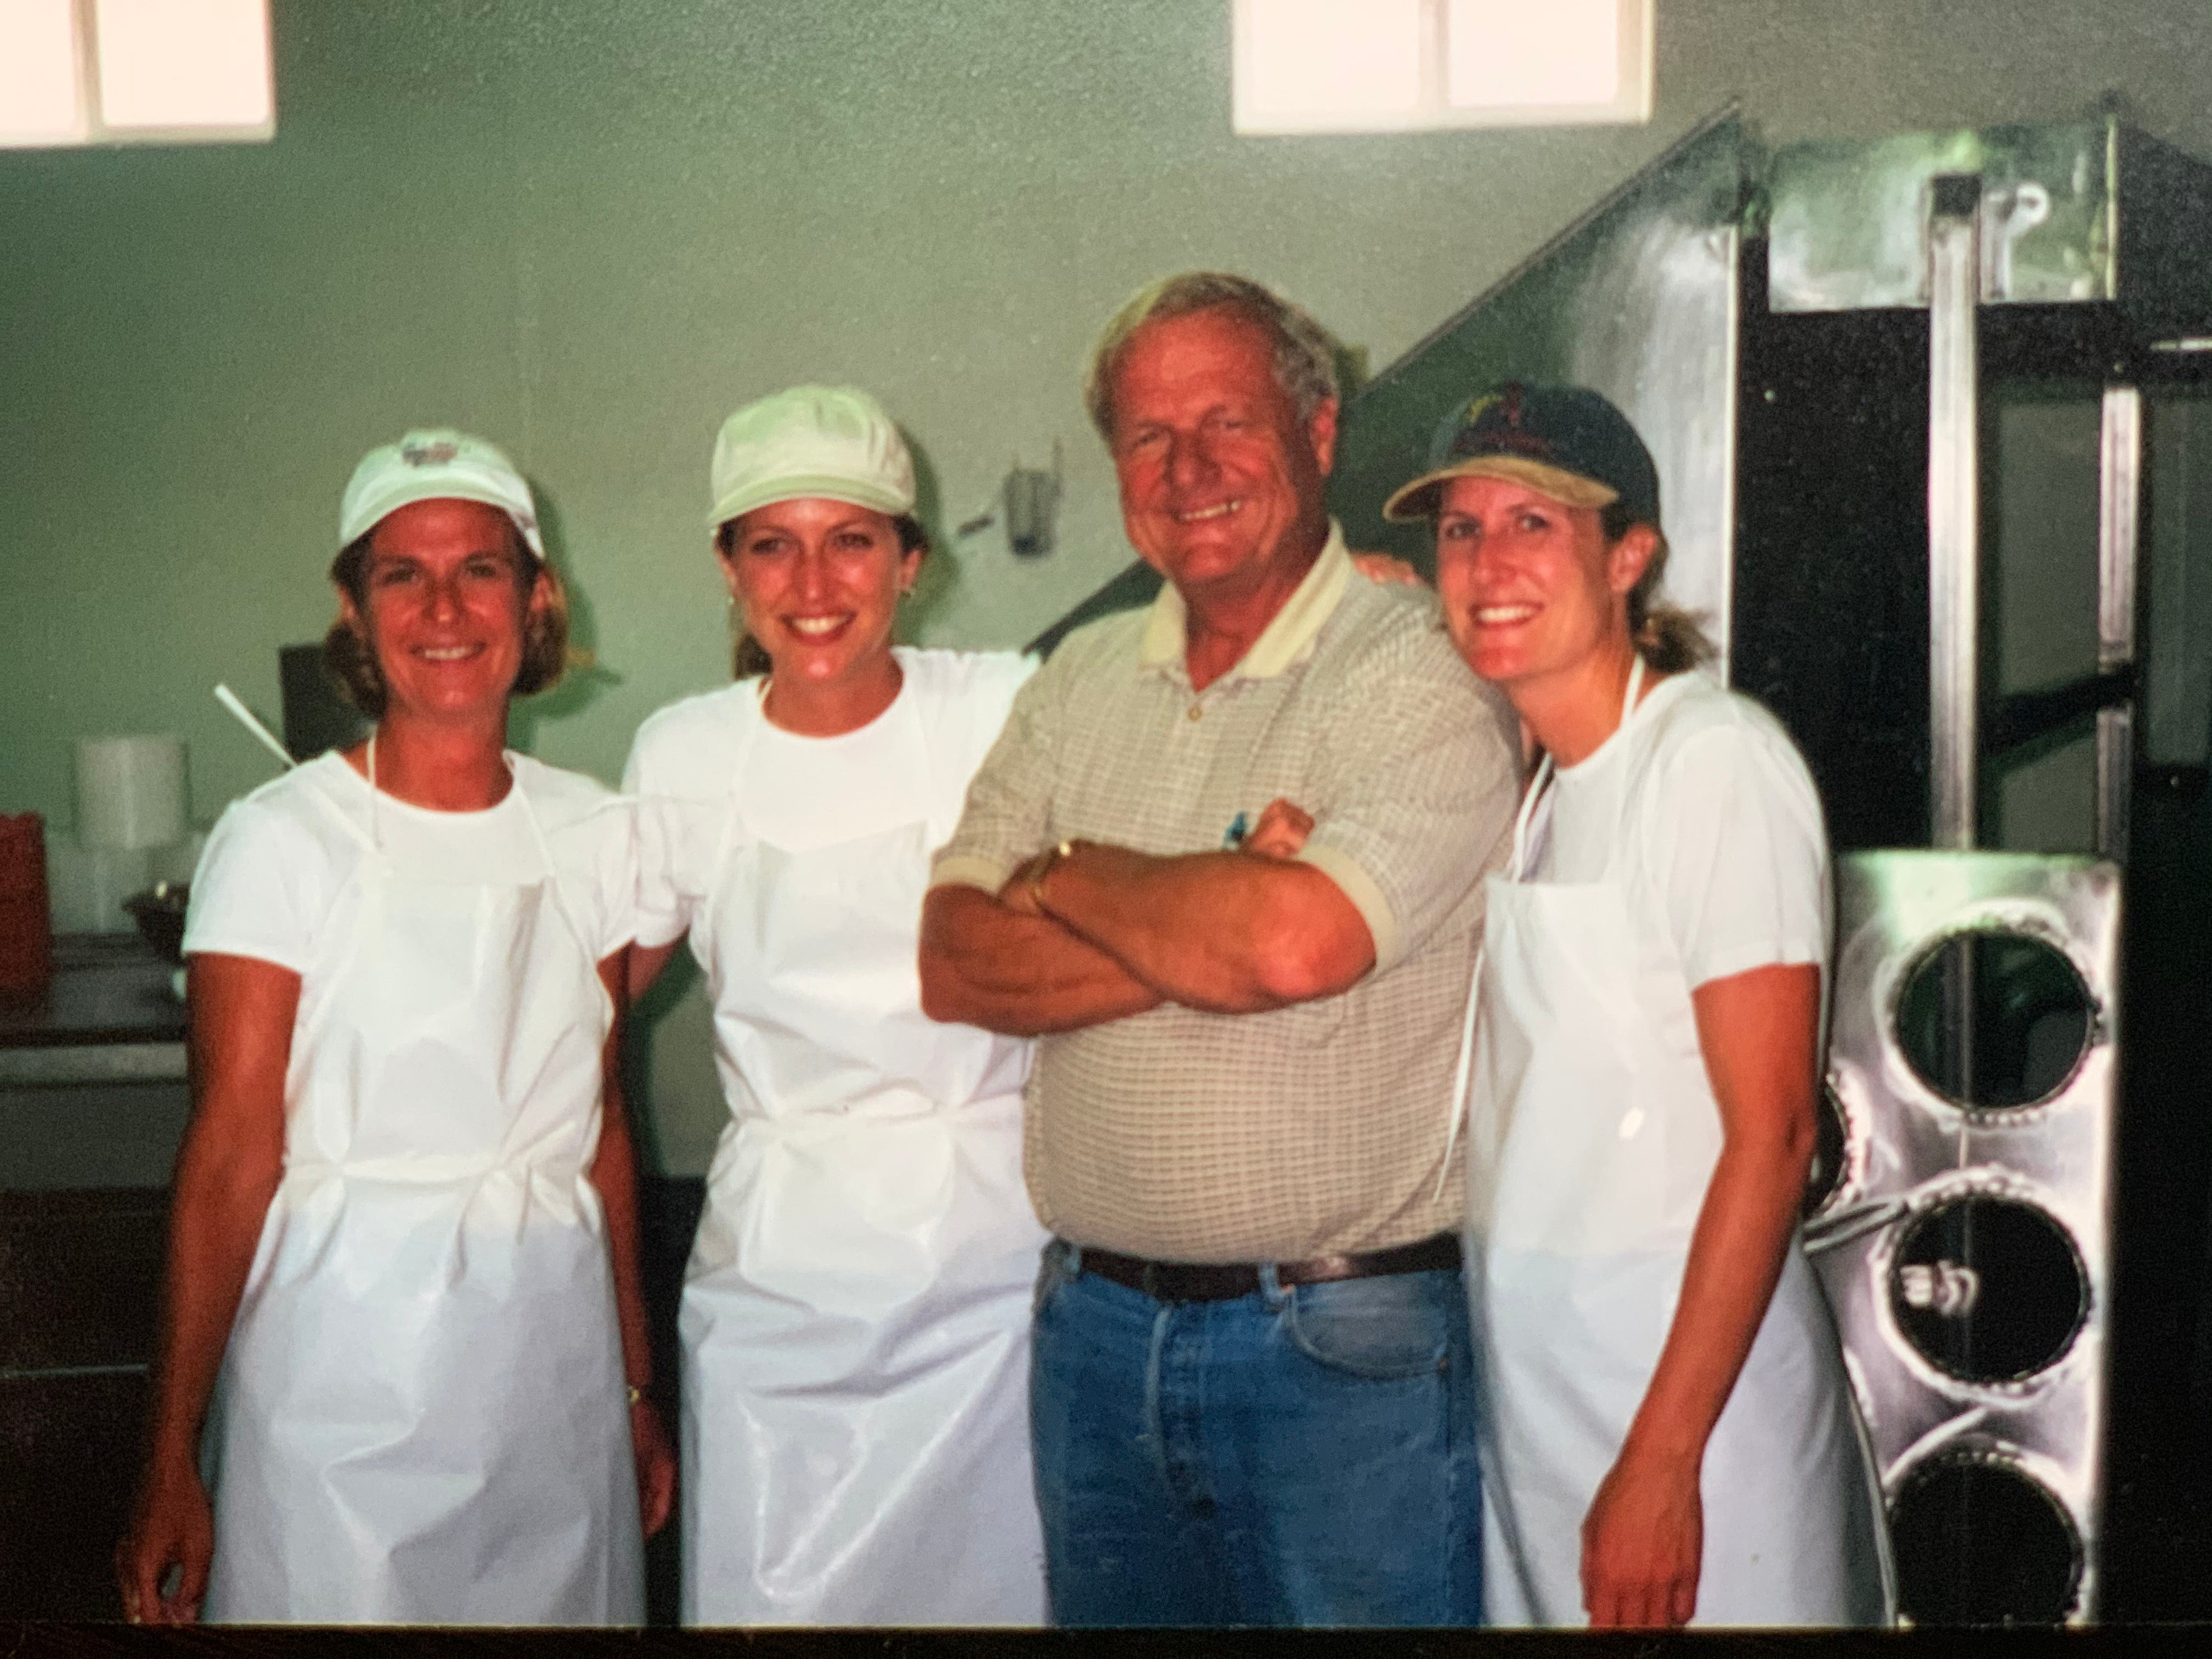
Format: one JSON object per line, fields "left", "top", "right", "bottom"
{"left": 901, "top": 429, "right": 966, "bottom": 647}
{"left": 510, "top": 487, "right": 620, "bottom": 754}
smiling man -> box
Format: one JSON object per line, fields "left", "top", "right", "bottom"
{"left": 919, "top": 272, "right": 1519, "bottom": 1627}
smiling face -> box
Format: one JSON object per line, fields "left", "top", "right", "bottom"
{"left": 1433, "top": 473, "right": 1652, "bottom": 698}
{"left": 719, "top": 496, "right": 918, "bottom": 699}
{"left": 1105, "top": 304, "right": 1337, "bottom": 607}
{"left": 343, "top": 497, "right": 544, "bottom": 726}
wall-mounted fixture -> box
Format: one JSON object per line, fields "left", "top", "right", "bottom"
{"left": 1003, "top": 444, "right": 1062, "bottom": 558}
{"left": 1, "top": 0, "right": 274, "bottom": 149}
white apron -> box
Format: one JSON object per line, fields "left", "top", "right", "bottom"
{"left": 679, "top": 683, "right": 1047, "bottom": 1627}
{"left": 204, "top": 751, "right": 643, "bottom": 1626}
{"left": 1466, "top": 663, "right": 1888, "bottom": 1628}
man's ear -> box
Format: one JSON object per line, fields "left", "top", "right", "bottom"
{"left": 1607, "top": 523, "right": 1660, "bottom": 597}
{"left": 1306, "top": 397, "right": 1340, "bottom": 477}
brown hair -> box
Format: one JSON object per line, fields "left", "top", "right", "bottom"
{"left": 714, "top": 509, "right": 930, "bottom": 681}
{"left": 1602, "top": 501, "right": 1714, "bottom": 674}
{"left": 323, "top": 522, "right": 569, "bottom": 718}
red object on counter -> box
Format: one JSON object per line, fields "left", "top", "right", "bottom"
{"left": 0, "top": 812, "right": 55, "bottom": 1002}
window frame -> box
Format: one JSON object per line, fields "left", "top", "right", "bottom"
{"left": 1, "top": 0, "right": 274, "bottom": 150}
{"left": 1229, "top": 0, "right": 1654, "bottom": 137}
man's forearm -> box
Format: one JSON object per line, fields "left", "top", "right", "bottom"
{"left": 1037, "top": 842, "right": 1373, "bottom": 1014}
{"left": 919, "top": 884, "right": 1163, "bottom": 1036}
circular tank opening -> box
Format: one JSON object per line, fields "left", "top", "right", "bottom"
{"left": 1894, "top": 929, "right": 2094, "bottom": 1112}
{"left": 1803, "top": 1081, "right": 1852, "bottom": 1219}
{"left": 1890, "top": 1448, "right": 2083, "bottom": 1625}
{"left": 1887, "top": 1194, "right": 2089, "bottom": 1384}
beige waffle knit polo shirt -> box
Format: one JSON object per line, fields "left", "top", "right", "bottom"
{"left": 931, "top": 527, "right": 1520, "bottom": 1262}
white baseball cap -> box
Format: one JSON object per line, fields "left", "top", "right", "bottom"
{"left": 708, "top": 385, "right": 916, "bottom": 528}
{"left": 339, "top": 428, "right": 546, "bottom": 560}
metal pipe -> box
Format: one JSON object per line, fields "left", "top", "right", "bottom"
{"left": 1927, "top": 175, "right": 1983, "bottom": 850}
{"left": 2096, "top": 386, "right": 2142, "bottom": 861}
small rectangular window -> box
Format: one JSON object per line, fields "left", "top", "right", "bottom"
{"left": 1, "top": 0, "right": 273, "bottom": 147}
{"left": 1237, "top": 0, "right": 1425, "bottom": 131}
{"left": 0, "top": 0, "right": 88, "bottom": 145}
{"left": 1232, "top": 0, "right": 1651, "bottom": 136}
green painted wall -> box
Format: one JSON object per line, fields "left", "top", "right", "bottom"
{"left": 5, "top": 0, "right": 2209, "bottom": 1170}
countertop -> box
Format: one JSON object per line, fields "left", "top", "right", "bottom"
{"left": 0, "top": 936, "right": 185, "bottom": 1085}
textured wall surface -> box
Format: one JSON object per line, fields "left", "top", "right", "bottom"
{"left": 4, "top": 0, "right": 2209, "bottom": 1167}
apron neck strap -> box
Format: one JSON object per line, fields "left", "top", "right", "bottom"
{"left": 1506, "top": 650, "right": 1645, "bottom": 883}
{"left": 718, "top": 660, "right": 938, "bottom": 851}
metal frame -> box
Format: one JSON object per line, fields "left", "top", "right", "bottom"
{"left": 1927, "top": 176, "right": 1984, "bottom": 850}
{"left": 2096, "top": 388, "right": 2143, "bottom": 859}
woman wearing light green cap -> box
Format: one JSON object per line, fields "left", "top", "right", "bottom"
{"left": 119, "top": 430, "right": 673, "bottom": 1626}
{"left": 622, "top": 386, "right": 1048, "bottom": 1624}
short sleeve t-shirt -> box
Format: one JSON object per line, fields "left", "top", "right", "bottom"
{"left": 622, "top": 647, "right": 1035, "bottom": 952}
{"left": 183, "top": 752, "right": 638, "bottom": 983}
{"left": 1528, "top": 670, "right": 1829, "bottom": 990}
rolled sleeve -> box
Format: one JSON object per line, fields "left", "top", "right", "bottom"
{"left": 928, "top": 850, "right": 1016, "bottom": 895}
{"left": 931, "top": 661, "right": 1063, "bottom": 891}
{"left": 1296, "top": 843, "right": 1400, "bottom": 973}
{"left": 1293, "top": 641, "right": 1519, "bottom": 975}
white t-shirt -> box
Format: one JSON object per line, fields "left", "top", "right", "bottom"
{"left": 622, "top": 647, "right": 1036, "bottom": 951}
{"left": 184, "top": 751, "right": 638, "bottom": 976}
{"left": 1527, "top": 670, "right": 1829, "bottom": 990}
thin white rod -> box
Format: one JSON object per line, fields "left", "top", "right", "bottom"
{"left": 213, "top": 684, "right": 296, "bottom": 771}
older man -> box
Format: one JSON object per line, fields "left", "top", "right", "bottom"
{"left": 919, "top": 272, "right": 1518, "bottom": 1627}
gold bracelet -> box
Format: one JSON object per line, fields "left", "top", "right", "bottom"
{"left": 1029, "top": 838, "right": 1076, "bottom": 915}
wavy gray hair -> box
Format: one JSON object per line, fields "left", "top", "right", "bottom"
{"left": 1082, "top": 271, "right": 1340, "bottom": 442}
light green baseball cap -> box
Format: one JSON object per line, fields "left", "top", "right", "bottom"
{"left": 708, "top": 384, "right": 916, "bottom": 528}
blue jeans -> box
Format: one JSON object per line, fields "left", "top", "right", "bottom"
{"left": 1029, "top": 1239, "right": 1482, "bottom": 1627}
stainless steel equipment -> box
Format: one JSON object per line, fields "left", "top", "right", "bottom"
{"left": 1810, "top": 851, "right": 2118, "bottom": 1623}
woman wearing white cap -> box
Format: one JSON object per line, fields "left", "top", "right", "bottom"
{"left": 622, "top": 386, "right": 1050, "bottom": 1625}
{"left": 117, "top": 431, "right": 674, "bottom": 1626}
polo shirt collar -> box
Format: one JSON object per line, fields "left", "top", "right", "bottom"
{"left": 1137, "top": 520, "right": 1352, "bottom": 683}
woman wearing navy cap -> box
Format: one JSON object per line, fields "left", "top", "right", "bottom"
{"left": 1384, "top": 384, "right": 1889, "bottom": 1628}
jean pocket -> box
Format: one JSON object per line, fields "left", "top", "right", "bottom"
{"left": 1280, "top": 1269, "right": 1455, "bottom": 1381}
{"left": 1032, "top": 1238, "right": 1075, "bottom": 1317}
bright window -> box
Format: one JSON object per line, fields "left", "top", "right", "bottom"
{"left": 1232, "top": 0, "right": 1651, "bottom": 136}
{"left": 0, "top": 0, "right": 273, "bottom": 148}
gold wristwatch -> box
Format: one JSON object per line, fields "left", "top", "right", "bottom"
{"left": 1029, "top": 838, "right": 1077, "bottom": 914}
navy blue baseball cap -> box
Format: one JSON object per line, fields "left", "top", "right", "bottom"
{"left": 1381, "top": 381, "right": 1661, "bottom": 525}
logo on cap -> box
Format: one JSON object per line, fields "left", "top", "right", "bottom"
{"left": 1449, "top": 383, "right": 1554, "bottom": 462}
{"left": 402, "top": 439, "right": 460, "bottom": 467}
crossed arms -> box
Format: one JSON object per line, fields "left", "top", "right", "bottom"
{"left": 918, "top": 800, "right": 1370, "bottom": 1037}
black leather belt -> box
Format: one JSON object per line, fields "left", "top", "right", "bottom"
{"left": 1073, "top": 1232, "right": 1461, "bottom": 1302}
